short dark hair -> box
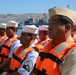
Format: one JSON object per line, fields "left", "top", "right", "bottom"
{"left": 6, "top": 27, "right": 18, "bottom": 32}
{"left": 57, "top": 15, "right": 74, "bottom": 29}
{"left": 0, "top": 28, "right": 6, "bottom": 31}
{"left": 28, "top": 33, "right": 34, "bottom": 36}
{"left": 28, "top": 33, "right": 37, "bottom": 39}
{"left": 43, "top": 31, "right": 48, "bottom": 33}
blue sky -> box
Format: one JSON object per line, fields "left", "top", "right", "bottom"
{"left": 0, "top": 0, "right": 76, "bottom": 14}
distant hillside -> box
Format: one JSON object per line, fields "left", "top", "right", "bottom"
{"left": 0, "top": 13, "right": 49, "bottom": 23}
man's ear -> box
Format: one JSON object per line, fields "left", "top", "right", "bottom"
{"left": 30, "top": 36, "right": 34, "bottom": 40}
{"left": 65, "top": 24, "right": 71, "bottom": 31}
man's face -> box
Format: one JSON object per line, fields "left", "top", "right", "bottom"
{"left": 39, "top": 30, "right": 46, "bottom": 40}
{"left": 6, "top": 27, "right": 15, "bottom": 38}
{"left": 20, "top": 32, "right": 31, "bottom": 45}
{"left": 0, "top": 28, "right": 5, "bottom": 36}
{"left": 48, "top": 15, "right": 65, "bottom": 39}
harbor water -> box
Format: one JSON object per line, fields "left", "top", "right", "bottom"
{"left": 17, "top": 28, "right": 22, "bottom": 35}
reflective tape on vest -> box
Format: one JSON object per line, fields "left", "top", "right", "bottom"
{"left": 55, "top": 43, "right": 68, "bottom": 54}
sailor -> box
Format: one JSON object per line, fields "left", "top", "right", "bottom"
{"left": 35, "top": 25, "right": 50, "bottom": 51}
{"left": 0, "top": 23, "right": 7, "bottom": 46}
{"left": 0, "top": 20, "right": 21, "bottom": 74}
{"left": 38, "top": 25, "right": 50, "bottom": 45}
{"left": 32, "top": 7, "right": 76, "bottom": 75}
{"left": 5, "top": 25, "right": 39, "bottom": 75}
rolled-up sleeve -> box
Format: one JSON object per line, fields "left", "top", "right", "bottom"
{"left": 18, "top": 50, "right": 38, "bottom": 75}
{"left": 8, "top": 40, "right": 22, "bottom": 58}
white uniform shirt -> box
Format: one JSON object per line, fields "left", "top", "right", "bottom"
{"left": 12, "top": 42, "right": 39, "bottom": 75}
{"left": 8, "top": 40, "right": 22, "bottom": 58}
{"left": 18, "top": 50, "right": 38, "bottom": 75}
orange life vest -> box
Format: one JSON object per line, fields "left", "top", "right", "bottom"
{"left": 73, "top": 37, "right": 76, "bottom": 42}
{"left": 35, "top": 43, "right": 44, "bottom": 53}
{"left": 37, "top": 39, "right": 50, "bottom": 46}
{"left": 0, "top": 35, "right": 7, "bottom": 43}
{"left": 8, "top": 46, "right": 34, "bottom": 72}
{"left": 35, "top": 39, "right": 50, "bottom": 53}
{"left": 0, "top": 38, "right": 18, "bottom": 70}
{"left": 33, "top": 41, "right": 76, "bottom": 75}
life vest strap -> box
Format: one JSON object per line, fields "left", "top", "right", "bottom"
{"left": 0, "top": 45, "right": 10, "bottom": 54}
{"left": 33, "top": 47, "right": 38, "bottom": 52}
{"left": 7, "top": 68, "right": 18, "bottom": 73}
{"left": 13, "top": 53, "right": 23, "bottom": 63}
{"left": 33, "top": 66, "right": 47, "bottom": 75}
{"left": 1, "top": 45, "right": 10, "bottom": 50}
{"left": 0, "top": 53, "right": 8, "bottom": 64}
{"left": 0, "top": 47, "right": 1, "bottom": 53}
{"left": 39, "top": 52, "right": 61, "bottom": 64}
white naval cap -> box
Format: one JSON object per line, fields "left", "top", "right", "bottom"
{"left": 22, "top": 25, "right": 38, "bottom": 34}
{"left": 39, "top": 25, "right": 48, "bottom": 31}
{"left": 48, "top": 7, "right": 76, "bottom": 25}
{"left": 0, "top": 23, "right": 6, "bottom": 29}
{"left": 7, "top": 20, "right": 18, "bottom": 27}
